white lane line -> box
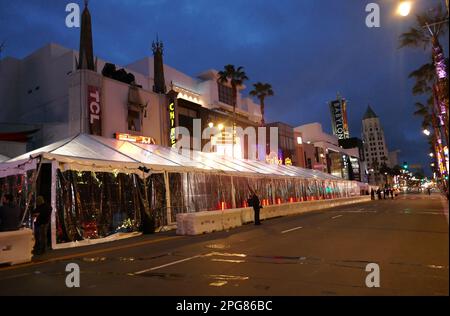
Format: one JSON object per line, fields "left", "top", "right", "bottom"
{"left": 331, "top": 215, "right": 343, "bottom": 219}
{"left": 133, "top": 254, "right": 204, "bottom": 275}
{"left": 281, "top": 226, "right": 303, "bottom": 234}
{"left": 344, "top": 210, "right": 377, "bottom": 213}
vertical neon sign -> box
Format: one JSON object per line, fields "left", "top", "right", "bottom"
{"left": 169, "top": 101, "right": 176, "bottom": 148}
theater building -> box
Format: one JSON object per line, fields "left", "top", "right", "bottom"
{"left": 294, "top": 123, "right": 363, "bottom": 180}
{"left": 0, "top": 2, "right": 262, "bottom": 159}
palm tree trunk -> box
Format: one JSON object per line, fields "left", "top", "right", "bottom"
{"left": 432, "top": 37, "right": 448, "bottom": 81}
{"left": 260, "top": 97, "right": 265, "bottom": 127}
{"left": 432, "top": 37, "right": 449, "bottom": 145}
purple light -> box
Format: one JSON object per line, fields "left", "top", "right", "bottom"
{"left": 433, "top": 44, "right": 448, "bottom": 80}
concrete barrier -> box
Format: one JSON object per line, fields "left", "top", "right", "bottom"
{"left": 0, "top": 228, "right": 34, "bottom": 265}
{"left": 176, "top": 196, "right": 371, "bottom": 235}
{"left": 176, "top": 209, "right": 243, "bottom": 235}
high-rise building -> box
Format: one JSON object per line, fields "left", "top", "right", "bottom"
{"left": 361, "top": 105, "right": 390, "bottom": 184}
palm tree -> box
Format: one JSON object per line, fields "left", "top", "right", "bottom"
{"left": 369, "top": 160, "right": 380, "bottom": 185}
{"left": 217, "top": 65, "right": 249, "bottom": 157}
{"left": 399, "top": 3, "right": 448, "bottom": 81}
{"left": 249, "top": 82, "right": 274, "bottom": 126}
{"left": 399, "top": 3, "right": 449, "bottom": 143}
{"left": 409, "top": 61, "right": 436, "bottom": 96}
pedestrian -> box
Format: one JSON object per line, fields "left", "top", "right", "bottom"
{"left": 427, "top": 187, "right": 431, "bottom": 196}
{"left": 0, "top": 194, "right": 21, "bottom": 232}
{"left": 377, "top": 188, "right": 382, "bottom": 200}
{"left": 370, "top": 189, "right": 375, "bottom": 200}
{"left": 390, "top": 188, "right": 394, "bottom": 199}
{"left": 383, "top": 188, "right": 387, "bottom": 200}
{"left": 247, "top": 188, "right": 261, "bottom": 226}
{"left": 32, "top": 196, "right": 52, "bottom": 255}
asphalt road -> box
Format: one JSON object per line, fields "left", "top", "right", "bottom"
{"left": 0, "top": 193, "right": 448, "bottom": 296}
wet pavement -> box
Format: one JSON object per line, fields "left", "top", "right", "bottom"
{"left": 0, "top": 193, "right": 448, "bottom": 296}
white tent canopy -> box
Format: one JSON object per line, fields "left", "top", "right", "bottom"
{"left": 6, "top": 133, "right": 343, "bottom": 180}
{"left": 0, "top": 154, "right": 10, "bottom": 163}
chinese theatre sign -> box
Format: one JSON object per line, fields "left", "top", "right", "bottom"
{"left": 115, "top": 133, "right": 156, "bottom": 145}
{"left": 169, "top": 100, "right": 176, "bottom": 148}
{"left": 88, "top": 86, "right": 102, "bottom": 135}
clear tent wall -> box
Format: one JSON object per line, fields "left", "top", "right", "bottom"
{"left": 0, "top": 134, "right": 365, "bottom": 248}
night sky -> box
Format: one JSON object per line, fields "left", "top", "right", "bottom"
{"left": 1, "top": 0, "right": 448, "bottom": 174}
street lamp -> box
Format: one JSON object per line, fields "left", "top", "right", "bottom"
{"left": 423, "top": 129, "right": 431, "bottom": 136}
{"left": 397, "top": 1, "right": 412, "bottom": 16}
{"left": 429, "top": 152, "right": 434, "bottom": 157}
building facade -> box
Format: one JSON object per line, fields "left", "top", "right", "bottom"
{"left": 0, "top": 3, "right": 262, "bottom": 159}
{"left": 294, "top": 123, "right": 362, "bottom": 180}
{"left": 265, "top": 122, "right": 297, "bottom": 166}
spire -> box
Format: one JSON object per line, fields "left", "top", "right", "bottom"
{"left": 152, "top": 37, "right": 166, "bottom": 94}
{"left": 78, "top": 0, "right": 95, "bottom": 71}
{"left": 363, "top": 104, "right": 378, "bottom": 120}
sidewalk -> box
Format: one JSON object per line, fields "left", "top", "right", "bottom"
{"left": 1, "top": 230, "right": 179, "bottom": 271}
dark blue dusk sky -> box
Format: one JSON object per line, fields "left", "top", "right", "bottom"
{"left": 0, "top": 0, "right": 448, "bottom": 173}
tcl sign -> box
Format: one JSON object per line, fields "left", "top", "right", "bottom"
{"left": 88, "top": 86, "right": 102, "bottom": 135}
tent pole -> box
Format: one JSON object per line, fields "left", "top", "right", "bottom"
{"left": 50, "top": 160, "right": 57, "bottom": 249}
{"left": 164, "top": 171, "right": 172, "bottom": 225}
{"left": 271, "top": 179, "right": 276, "bottom": 205}
{"left": 231, "top": 175, "right": 236, "bottom": 209}
{"left": 20, "top": 155, "right": 43, "bottom": 226}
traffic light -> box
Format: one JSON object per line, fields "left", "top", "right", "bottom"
{"left": 403, "top": 162, "right": 408, "bottom": 170}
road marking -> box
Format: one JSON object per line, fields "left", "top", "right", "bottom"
{"left": 331, "top": 215, "right": 343, "bottom": 219}
{"left": 0, "top": 236, "right": 181, "bottom": 272}
{"left": 281, "top": 226, "right": 303, "bottom": 234}
{"left": 0, "top": 272, "right": 32, "bottom": 281}
{"left": 344, "top": 210, "right": 377, "bottom": 213}
{"left": 133, "top": 254, "right": 203, "bottom": 275}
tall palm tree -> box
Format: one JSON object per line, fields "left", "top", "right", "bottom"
{"left": 217, "top": 65, "right": 249, "bottom": 156}
{"left": 399, "top": 3, "right": 448, "bottom": 81}
{"left": 249, "top": 82, "right": 274, "bottom": 126}
{"left": 399, "top": 3, "right": 449, "bottom": 144}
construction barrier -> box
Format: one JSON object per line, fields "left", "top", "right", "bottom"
{"left": 177, "top": 196, "right": 371, "bottom": 236}
{"left": 0, "top": 228, "right": 34, "bottom": 265}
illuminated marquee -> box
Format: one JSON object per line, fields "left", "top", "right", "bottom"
{"left": 169, "top": 102, "right": 176, "bottom": 148}
{"left": 266, "top": 152, "right": 282, "bottom": 165}
{"left": 115, "top": 133, "right": 156, "bottom": 145}
{"left": 329, "top": 99, "right": 349, "bottom": 140}
{"left": 285, "top": 158, "right": 293, "bottom": 166}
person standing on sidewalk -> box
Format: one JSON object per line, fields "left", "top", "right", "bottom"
{"left": 32, "top": 196, "right": 52, "bottom": 255}
{"left": 248, "top": 188, "right": 262, "bottom": 226}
